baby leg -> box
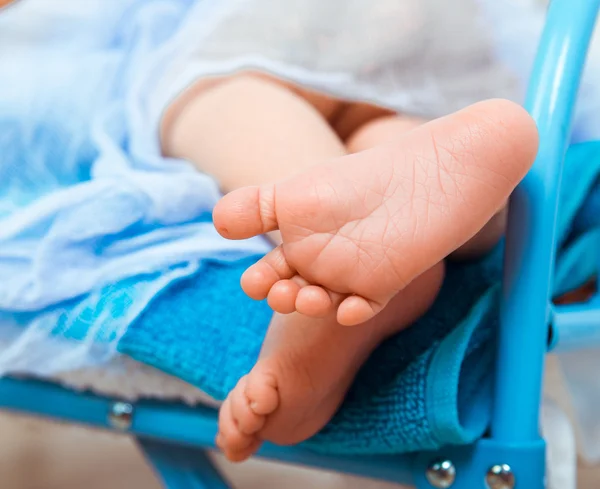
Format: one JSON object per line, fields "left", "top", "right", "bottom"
{"left": 162, "top": 73, "right": 346, "bottom": 193}
{"left": 217, "top": 262, "right": 444, "bottom": 462}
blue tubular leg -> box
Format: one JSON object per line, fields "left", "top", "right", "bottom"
{"left": 551, "top": 300, "right": 600, "bottom": 352}
{"left": 494, "top": 0, "right": 600, "bottom": 444}
{"left": 138, "top": 440, "right": 232, "bottom": 489}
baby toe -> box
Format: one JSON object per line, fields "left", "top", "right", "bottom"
{"left": 267, "top": 279, "right": 301, "bottom": 314}
{"left": 295, "top": 285, "right": 335, "bottom": 318}
{"left": 221, "top": 439, "right": 262, "bottom": 463}
{"left": 244, "top": 369, "right": 280, "bottom": 416}
{"left": 230, "top": 378, "right": 267, "bottom": 435}
{"left": 241, "top": 246, "right": 295, "bottom": 300}
{"left": 218, "top": 397, "right": 257, "bottom": 453}
{"left": 337, "top": 295, "right": 388, "bottom": 326}
{"left": 241, "top": 264, "right": 278, "bottom": 301}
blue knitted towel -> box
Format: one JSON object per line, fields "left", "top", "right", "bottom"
{"left": 119, "top": 142, "right": 600, "bottom": 455}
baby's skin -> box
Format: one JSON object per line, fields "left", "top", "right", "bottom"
{"left": 162, "top": 74, "right": 538, "bottom": 461}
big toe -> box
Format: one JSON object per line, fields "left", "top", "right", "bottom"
{"left": 217, "top": 366, "right": 283, "bottom": 461}
{"left": 213, "top": 184, "right": 278, "bottom": 239}
{"left": 217, "top": 396, "right": 260, "bottom": 461}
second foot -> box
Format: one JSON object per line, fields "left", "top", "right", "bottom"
{"left": 216, "top": 262, "right": 444, "bottom": 461}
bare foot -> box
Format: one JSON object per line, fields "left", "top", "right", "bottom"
{"left": 213, "top": 99, "right": 538, "bottom": 325}
{"left": 216, "top": 262, "right": 444, "bottom": 462}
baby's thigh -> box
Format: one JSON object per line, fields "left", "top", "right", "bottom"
{"left": 344, "top": 112, "right": 426, "bottom": 153}
{"left": 161, "top": 71, "right": 344, "bottom": 144}
{"left": 216, "top": 73, "right": 400, "bottom": 139}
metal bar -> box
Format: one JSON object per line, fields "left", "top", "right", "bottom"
{"left": 0, "top": 377, "right": 415, "bottom": 485}
{"left": 494, "top": 0, "right": 600, "bottom": 442}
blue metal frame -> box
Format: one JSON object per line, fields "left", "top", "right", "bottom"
{"left": 139, "top": 440, "right": 233, "bottom": 489}
{"left": 1, "top": 0, "right": 599, "bottom": 487}
{"left": 495, "top": 0, "right": 600, "bottom": 445}
{"left": 0, "top": 377, "right": 546, "bottom": 488}
{"left": 0, "top": 378, "right": 417, "bottom": 485}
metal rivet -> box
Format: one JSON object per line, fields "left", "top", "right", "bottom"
{"left": 486, "top": 464, "right": 515, "bottom": 489}
{"left": 426, "top": 460, "right": 456, "bottom": 488}
{"left": 108, "top": 401, "right": 134, "bottom": 431}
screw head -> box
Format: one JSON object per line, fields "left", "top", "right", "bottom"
{"left": 486, "top": 464, "right": 515, "bottom": 489}
{"left": 108, "top": 401, "right": 134, "bottom": 431}
{"left": 426, "top": 460, "right": 456, "bottom": 488}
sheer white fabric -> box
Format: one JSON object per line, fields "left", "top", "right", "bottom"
{"left": 148, "top": 0, "right": 528, "bottom": 128}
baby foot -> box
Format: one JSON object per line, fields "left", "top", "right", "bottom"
{"left": 213, "top": 99, "right": 538, "bottom": 325}
{"left": 216, "top": 263, "right": 444, "bottom": 461}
